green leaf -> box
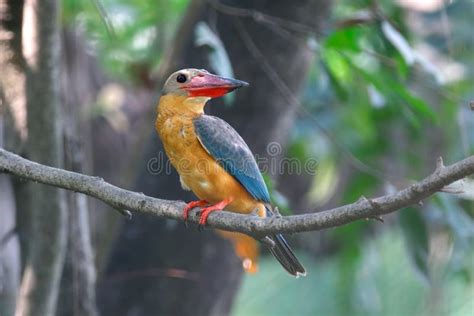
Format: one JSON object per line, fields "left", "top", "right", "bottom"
{"left": 321, "top": 47, "right": 351, "bottom": 83}
{"left": 346, "top": 59, "right": 438, "bottom": 124}
{"left": 400, "top": 106, "right": 422, "bottom": 129}
{"left": 399, "top": 208, "right": 430, "bottom": 284}
{"left": 391, "top": 83, "right": 438, "bottom": 122}
{"left": 325, "top": 26, "right": 362, "bottom": 52}
{"left": 320, "top": 57, "right": 348, "bottom": 101}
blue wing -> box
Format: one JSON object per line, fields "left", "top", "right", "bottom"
{"left": 193, "top": 115, "right": 271, "bottom": 203}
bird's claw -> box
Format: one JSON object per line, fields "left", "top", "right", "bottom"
{"left": 273, "top": 206, "right": 282, "bottom": 218}
{"left": 196, "top": 207, "right": 216, "bottom": 230}
{"left": 183, "top": 200, "right": 209, "bottom": 228}
{"left": 195, "top": 209, "right": 205, "bottom": 231}
{"left": 195, "top": 198, "right": 232, "bottom": 231}
{"left": 197, "top": 223, "right": 205, "bottom": 232}
{"left": 250, "top": 207, "right": 260, "bottom": 217}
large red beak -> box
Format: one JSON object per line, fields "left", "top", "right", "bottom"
{"left": 183, "top": 73, "right": 248, "bottom": 98}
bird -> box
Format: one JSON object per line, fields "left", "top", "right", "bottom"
{"left": 155, "top": 68, "right": 306, "bottom": 277}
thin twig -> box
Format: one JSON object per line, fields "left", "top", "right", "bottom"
{"left": 208, "top": 0, "right": 317, "bottom": 36}
{"left": 1, "top": 148, "right": 473, "bottom": 238}
{"left": 0, "top": 226, "right": 17, "bottom": 248}
{"left": 90, "top": 0, "right": 116, "bottom": 38}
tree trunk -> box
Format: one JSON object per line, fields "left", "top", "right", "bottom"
{"left": 0, "top": 0, "right": 26, "bottom": 150}
{"left": 0, "top": 174, "right": 20, "bottom": 316}
{"left": 98, "top": 1, "right": 331, "bottom": 315}
{"left": 56, "top": 28, "right": 99, "bottom": 316}
{"left": 0, "top": 1, "right": 24, "bottom": 315}
{"left": 15, "top": 0, "right": 68, "bottom": 315}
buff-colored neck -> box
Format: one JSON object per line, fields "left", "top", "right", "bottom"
{"left": 156, "top": 94, "right": 210, "bottom": 118}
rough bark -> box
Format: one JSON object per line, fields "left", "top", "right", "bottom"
{"left": 52, "top": 27, "right": 117, "bottom": 274}
{"left": 0, "top": 1, "right": 24, "bottom": 315}
{"left": 15, "top": 0, "right": 68, "bottom": 315}
{"left": 56, "top": 29, "right": 99, "bottom": 316}
{"left": 0, "top": 174, "right": 20, "bottom": 316}
{"left": 0, "top": 0, "right": 26, "bottom": 150}
{"left": 1, "top": 148, "right": 473, "bottom": 236}
{"left": 56, "top": 192, "right": 97, "bottom": 316}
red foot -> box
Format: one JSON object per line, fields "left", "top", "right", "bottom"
{"left": 183, "top": 200, "right": 208, "bottom": 221}
{"left": 198, "top": 198, "right": 232, "bottom": 227}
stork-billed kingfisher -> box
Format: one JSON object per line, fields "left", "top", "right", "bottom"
{"left": 155, "top": 68, "right": 306, "bottom": 277}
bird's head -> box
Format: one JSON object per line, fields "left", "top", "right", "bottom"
{"left": 162, "top": 68, "right": 248, "bottom": 99}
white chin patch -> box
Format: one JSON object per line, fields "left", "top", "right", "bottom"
{"left": 185, "top": 96, "right": 211, "bottom": 104}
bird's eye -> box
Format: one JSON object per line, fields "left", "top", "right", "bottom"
{"left": 176, "top": 73, "right": 187, "bottom": 83}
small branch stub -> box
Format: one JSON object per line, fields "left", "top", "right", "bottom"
{"left": 122, "top": 210, "right": 133, "bottom": 220}
{"left": 440, "top": 179, "right": 466, "bottom": 194}
{"left": 358, "top": 195, "right": 381, "bottom": 211}
{"left": 436, "top": 156, "right": 445, "bottom": 173}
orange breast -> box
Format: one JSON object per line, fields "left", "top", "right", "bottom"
{"left": 155, "top": 95, "right": 265, "bottom": 216}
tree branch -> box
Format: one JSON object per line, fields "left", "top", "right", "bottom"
{"left": 1, "top": 147, "right": 473, "bottom": 238}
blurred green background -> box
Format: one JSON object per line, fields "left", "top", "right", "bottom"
{"left": 1, "top": 0, "right": 472, "bottom": 315}
{"left": 64, "top": 0, "right": 474, "bottom": 315}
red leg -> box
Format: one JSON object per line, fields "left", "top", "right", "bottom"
{"left": 198, "top": 198, "right": 233, "bottom": 227}
{"left": 183, "top": 200, "right": 208, "bottom": 222}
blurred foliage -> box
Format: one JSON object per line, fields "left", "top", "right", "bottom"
{"left": 63, "top": 0, "right": 190, "bottom": 82}
{"left": 399, "top": 208, "right": 430, "bottom": 283}
{"left": 63, "top": 0, "right": 473, "bottom": 314}
{"left": 293, "top": 0, "right": 474, "bottom": 313}
{"left": 233, "top": 228, "right": 474, "bottom": 316}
